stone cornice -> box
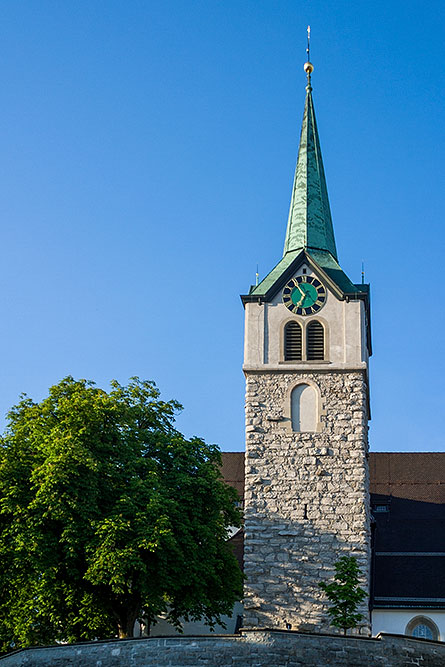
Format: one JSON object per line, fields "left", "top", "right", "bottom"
{"left": 243, "top": 362, "right": 368, "bottom": 374}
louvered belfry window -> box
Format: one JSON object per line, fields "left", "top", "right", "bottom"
{"left": 284, "top": 321, "right": 302, "bottom": 361}
{"left": 306, "top": 320, "right": 324, "bottom": 360}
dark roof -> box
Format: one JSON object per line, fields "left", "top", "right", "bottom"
{"left": 221, "top": 451, "right": 445, "bottom": 609}
{"left": 373, "top": 553, "right": 445, "bottom": 608}
{"left": 220, "top": 453, "right": 244, "bottom": 570}
{"left": 369, "top": 453, "right": 445, "bottom": 608}
{"left": 369, "top": 452, "right": 445, "bottom": 503}
{"left": 221, "top": 451, "right": 445, "bottom": 506}
{"left": 220, "top": 452, "right": 244, "bottom": 502}
{"left": 228, "top": 529, "right": 244, "bottom": 571}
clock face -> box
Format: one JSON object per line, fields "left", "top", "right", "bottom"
{"left": 282, "top": 275, "right": 326, "bottom": 315}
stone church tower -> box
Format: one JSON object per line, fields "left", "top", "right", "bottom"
{"left": 241, "top": 61, "right": 372, "bottom": 634}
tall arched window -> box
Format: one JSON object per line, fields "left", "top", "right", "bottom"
{"left": 284, "top": 322, "right": 302, "bottom": 361}
{"left": 291, "top": 384, "right": 317, "bottom": 432}
{"left": 307, "top": 320, "right": 324, "bottom": 360}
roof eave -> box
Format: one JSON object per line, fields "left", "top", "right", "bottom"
{"left": 241, "top": 249, "right": 369, "bottom": 306}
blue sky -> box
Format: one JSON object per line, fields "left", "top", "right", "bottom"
{"left": 0, "top": 1, "right": 444, "bottom": 452}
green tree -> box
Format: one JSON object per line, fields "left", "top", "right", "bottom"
{"left": 0, "top": 377, "right": 242, "bottom": 651}
{"left": 318, "top": 556, "right": 367, "bottom": 635}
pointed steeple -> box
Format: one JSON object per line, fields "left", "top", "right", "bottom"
{"left": 243, "top": 53, "right": 368, "bottom": 303}
{"left": 283, "top": 63, "right": 338, "bottom": 261}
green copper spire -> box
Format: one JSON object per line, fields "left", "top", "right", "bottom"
{"left": 283, "top": 63, "right": 338, "bottom": 261}
{"left": 244, "top": 52, "right": 369, "bottom": 305}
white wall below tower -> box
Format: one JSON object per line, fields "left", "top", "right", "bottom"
{"left": 372, "top": 609, "right": 445, "bottom": 641}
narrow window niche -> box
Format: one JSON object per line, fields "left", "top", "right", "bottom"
{"left": 291, "top": 383, "right": 317, "bottom": 432}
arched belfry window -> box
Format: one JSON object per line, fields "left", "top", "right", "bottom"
{"left": 284, "top": 322, "right": 302, "bottom": 361}
{"left": 307, "top": 320, "right": 324, "bottom": 360}
{"left": 291, "top": 384, "right": 317, "bottom": 432}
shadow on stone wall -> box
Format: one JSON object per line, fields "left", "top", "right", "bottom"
{"left": 243, "top": 507, "right": 370, "bottom": 635}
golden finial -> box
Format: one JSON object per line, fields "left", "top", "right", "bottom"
{"left": 304, "top": 25, "right": 314, "bottom": 90}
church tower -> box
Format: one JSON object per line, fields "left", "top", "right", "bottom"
{"left": 241, "top": 59, "right": 372, "bottom": 634}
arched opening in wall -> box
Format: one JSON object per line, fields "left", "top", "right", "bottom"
{"left": 405, "top": 616, "right": 440, "bottom": 641}
{"left": 306, "top": 320, "right": 324, "bottom": 360}
{"left": 284, "top": 321, "right": 302, "bottom": 361}
{"left": 291, "top": 384, "right": 317, "bottom": 432}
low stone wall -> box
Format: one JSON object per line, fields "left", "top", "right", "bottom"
{"left": 1, "top": 628, "right": 444, "bottom": 666}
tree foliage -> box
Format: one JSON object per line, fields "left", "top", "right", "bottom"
{"left": 0, "top": 377, "right": 243, "bottom": 650}
{"left": 318, "top": 556, "right": 367, "bottom": 635}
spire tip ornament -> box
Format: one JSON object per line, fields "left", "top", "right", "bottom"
{"left": 304, "top": 26, "right": 313, "bottom": 90}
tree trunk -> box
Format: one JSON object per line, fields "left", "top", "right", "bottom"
{"left": 117, "top": 607, "right": 141, "bottom": 639}
{"left": 117, "top": 614, "right": 138, "bottom": 639}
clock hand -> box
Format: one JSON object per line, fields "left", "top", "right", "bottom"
{"left": 301, "top": 286, "right": 313, "bottom": 306}
{"left": 294, "top": 284, "right": 305, "bottom": 307}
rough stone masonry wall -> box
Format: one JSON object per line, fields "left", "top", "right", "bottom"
{"left": 2, "top": 631, "right": 445, "bottom": 667}
{"left": 244, "top": 370, "right": 371, "bottom": 634}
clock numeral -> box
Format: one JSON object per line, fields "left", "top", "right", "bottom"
{"left": 312, "top": 278, "right": 320, "bottom": 287}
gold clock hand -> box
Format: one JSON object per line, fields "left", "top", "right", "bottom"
{"left": 301, "top": 286, "right": 311, "bottom": 304}
{"left": 295, "top": 284, "right": 305, "bottom": 307}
